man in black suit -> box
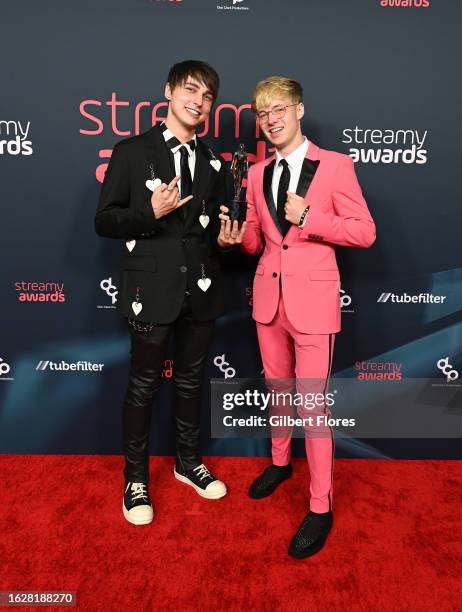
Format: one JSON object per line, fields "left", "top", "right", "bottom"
{"left": 95, "top": 60, "right": 228, "bottom": 525}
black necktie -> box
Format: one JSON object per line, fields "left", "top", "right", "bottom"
{"left": 277, "top": 159, "right": 291, "bottom": 236}
{"left": 180, "top": 146, "right": 193, "bottom": 199}
{"left": 179, "top": 146, "right": 193, "bottom": 221}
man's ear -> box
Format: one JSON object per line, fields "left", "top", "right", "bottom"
{"left": 165, "top": 83, "right": 172, "bottom": 101}
{"left": 296, "top": 102, "right": 305, "bottom": 121}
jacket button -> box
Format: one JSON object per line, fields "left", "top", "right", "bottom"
{"left": 283, "top": 245, "right": 288, "bottom": 250}
{"left": 180, "top": 265, "right": 187, "bottom": 273}
{"left": 272, "top": 272, "right": 278, "bottom": 278}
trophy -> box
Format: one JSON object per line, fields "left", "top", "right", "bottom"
{"left": 229, "top": 143, "right": 248, "bottom": 223}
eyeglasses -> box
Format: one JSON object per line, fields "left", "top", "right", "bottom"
{"left": 256, "top": 103, "right": 299, "bottom": 124}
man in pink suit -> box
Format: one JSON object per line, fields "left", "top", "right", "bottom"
{"left": 218, "top": 76, "right": 376, "bottom": 558}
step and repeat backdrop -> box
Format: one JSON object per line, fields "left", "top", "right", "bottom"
{"left": 1, "top": 0, "right": 461, "bottom": 459}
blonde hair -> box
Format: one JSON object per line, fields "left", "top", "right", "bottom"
{"left": 252, "top": 76, "right": 303, "bottom": 112}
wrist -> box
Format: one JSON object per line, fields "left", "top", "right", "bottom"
{"left": 298, "top": 206, "right": 310, "bottom": 228}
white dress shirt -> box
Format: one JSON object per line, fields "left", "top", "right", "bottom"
{"left": 161, "top": 125, "right": 197, "bottom": 194}
{"left": 272, "top": 136, "right": 309, "bottom": 207}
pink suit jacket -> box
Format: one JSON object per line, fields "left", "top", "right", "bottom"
{"left": 241, "top": 141, "right": 376, "bottom": 334}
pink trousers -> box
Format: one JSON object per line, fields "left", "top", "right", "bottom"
{"left": 256, "top": 294, "right": 335, "bottom": 513}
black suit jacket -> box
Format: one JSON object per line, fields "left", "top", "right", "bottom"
{"left": 95, "top": 126, "right": 227, "bottom": 323}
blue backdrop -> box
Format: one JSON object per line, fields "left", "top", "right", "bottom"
{"left": 1, "top": 0, "right": 461, "bottom": 459}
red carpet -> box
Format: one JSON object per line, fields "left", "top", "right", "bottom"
{"left": 1, "top": 456, "right": 461, "bottom": 612}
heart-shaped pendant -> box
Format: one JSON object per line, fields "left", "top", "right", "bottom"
{"left": 199, "top": 214, "right": 210, "bottom": 228}
{"left": 210, "top": 159, "right": 221, "bottom": 172}
{"left": 145, "top": 178, "right": 162, "bottom": 192}
{"left": 197, "top": 277, "right": 211, "bottom": 292}
{"left": 132, "top": 301, "right": 143, "bottom": 316}
{"left": 126, "top": 240, "right": 136, "bottom": 252}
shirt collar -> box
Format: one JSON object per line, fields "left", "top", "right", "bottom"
{"left": 275, "top": 136, "right": 309, "bottom": 170}
{"left": 161, "top": 123, "right": 197, "bottom": 155}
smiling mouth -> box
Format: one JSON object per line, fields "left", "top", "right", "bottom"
{"left": 185, "top": 107, "right": 201, "bottom": 117}
{"left": 269, "top": 127, "right": 283, "bottom": 134}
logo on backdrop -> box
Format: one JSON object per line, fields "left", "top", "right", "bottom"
{"left": 217, "top": 0, "right": 249, "bottom": 11}
{"left": 380, "top": 0, "right": 429, "bottom": 7}
{"left": 214, "top": 354, "right": 236, "bottom": 379}
{"left": 436, "top": 357, "right": 459, "bottom": 383}
{"left": 340, "top": 286, "right": 354, "bottom": 313}
{"left": 80, "top": 95, "right": 271, "bottom": 182}
{"left": 342, "top": 127, "right": 428, "bottom": 164}
{"left": 98, "top": 277, "right": 118, "bottom": 309}
{"left": 377, "top": 292, "right": 446, "bottom": 304}
{"left": 355, "top": 361, "right": 403, "bottom": 381}
{"left": 0, "top": 120, "right": 33, "bottom": 156}
{"left": 14, "top": 281, "right": 66, "bottom": 303}
{"left": 245, "top": 287, "right": 253, "bottom": 307}
{"left": 161, "top": 359, "right": 174, "bottom": 378}
{"left": 0, "top": 357, "right": 14, "bottom": 381}
{"left": 36, "top": 360, "right": 104, "bottom": 372}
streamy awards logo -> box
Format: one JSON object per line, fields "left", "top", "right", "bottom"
{"left": 342, "top": 126, "right": 428, "bottom": 164}
{"left": 80, "top": 93, "right": 268, "bottom": 182}
{"left": 0, "top": 120, "right": 33, "bottom": 156}
{"left": 380, "top": 0, "right": 429, "bottom": 7}
{"left": 355, "top": 361, "right": 403, "bottom": 381}
{"left": 15, "top": 281, "right": 65, "bottom": 303}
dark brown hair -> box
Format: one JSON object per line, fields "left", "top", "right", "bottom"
{"left": 167, "top": 60, "right": 220, "bottom": 103}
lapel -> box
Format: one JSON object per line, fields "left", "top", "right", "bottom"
{"left": 296, "top": 156, "right": 320, "bottom": 199}
{"left": 285, "top": 141, "right": 321, "bottom": 240}
{"left": 262, "top": 141, "right": 322, "bottom": 240}
{"left": 143, "top": 125, "right": 176, "bottom": 184}
{"left": 263, "top": 159, "right": 281, "bottom": 233}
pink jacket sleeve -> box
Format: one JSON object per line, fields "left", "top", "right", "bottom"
{"left": 300, "top": 156, "right": 376, "bottom": 248}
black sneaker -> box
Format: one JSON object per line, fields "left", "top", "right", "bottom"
{"left": 174, "top": 463, "right": 227, "bottom": 499}
{"left": 248, "top": 464, "right": 293, "bottom": 499}
{"left": 122, "top": 481, "right": 154, "bottom": 525}
{"left": 288, "top": 510, "right": 333, "bottom": 559}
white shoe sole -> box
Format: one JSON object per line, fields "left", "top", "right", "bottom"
{"left": 122, "top": 502, "right": 154, "bottom": 525}
{"left": 173, "top": 469, "right": 227, "bottom": 499}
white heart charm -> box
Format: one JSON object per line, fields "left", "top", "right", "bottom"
{"left": 131, "top": 301, "right": 143, "bottom": 316}
{"left": 197, "top": 278, "right": 211, "bottom": 292}
{"left": 199, "top": 214, "right": 210, "bottom": 228}
{"left": 145, "top": 178, "right": 162, "bottom": 192}
{"left": 126, "top": 240, "right": 136, "bottom": 252}
{"left": 210, "top": 159, "right": 221, "bottom": 172}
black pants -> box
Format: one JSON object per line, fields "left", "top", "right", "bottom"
{"left": 122, "top": 294, "right": 215, "bottom": 483}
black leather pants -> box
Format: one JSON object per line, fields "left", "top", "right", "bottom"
{"left": 122, "top": 294, "right": 215, "bottom": 483}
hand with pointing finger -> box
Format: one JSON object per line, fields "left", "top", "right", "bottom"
{"left": 151, "top": 175, "right": 193, "bottom": 219}
{"left": 217, "top": 205, "right": 247, "bottom": 247}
